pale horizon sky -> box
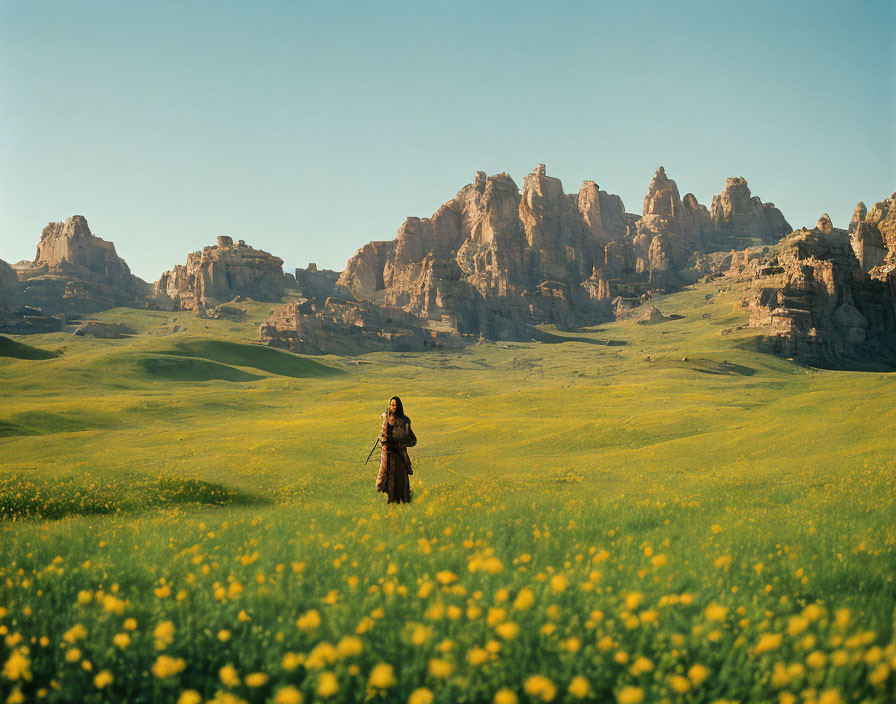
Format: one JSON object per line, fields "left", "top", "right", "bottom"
{"left": 2, "top": 0, "right": 894, "bottom": 282}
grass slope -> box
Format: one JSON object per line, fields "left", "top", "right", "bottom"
{"left": 0, "top": 280, "right": 894, "bottom": 703}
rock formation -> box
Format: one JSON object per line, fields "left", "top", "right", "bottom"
{"left": 747, "top": 221, "right": 896, "bottom": 368}
{"left": 12, "top": 216, "right": 150, "bottom": 316}
{"left": 329, "top": 165, "right": 791, "bottom": 344}
{"left": 0, "top": 259, "right": 19, "bottom": 315}
{"left": 151, "top": 236, "right": 294, "bottom": 312}
{"left": 72, "top": 321, "right": 137, "bottom": 338}
{"left": 334, "top": 165, "right": 638, "bottom": 341}
{"left": 850, "top": 193, "right": 896, "bottom": 276}
{"left": 708, "top": 177, "right": 791, "bottom": 250}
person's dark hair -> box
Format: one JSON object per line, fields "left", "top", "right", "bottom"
{"left": 389, "top": 396, "right": 405, "bottom": 418}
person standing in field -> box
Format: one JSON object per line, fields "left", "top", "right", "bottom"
{"left": 376, "top": 396, "right": 417, "bottom": 503}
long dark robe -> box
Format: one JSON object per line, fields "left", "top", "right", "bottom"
{"left": 375, "top": 414, "right": 416, "bottom": 503}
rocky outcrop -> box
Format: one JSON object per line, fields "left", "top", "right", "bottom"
{"left": 747, "top": 223, "right": 896, "bottom": 368}
{"left": 335, "top": 165, "right": 633, "bottom": 338}
{"left": 12, "top": 216, "right": 150, "bottom": 317}
{"left": 260, "top": 297, "right": 476, "bottom": 355}
{"left": 269, "top": 165, "right": 801, "bottom": 351}
{"left": 0, "top": 259, "right": 20, "bottom": 315}
{"left": 73, "top": 321, "right": 137, "bottom": 338}
{"left": 151, "top": 236, "right": 294, "bottom": 312}
{"left": 850, "top": 193, "right": 896, "bottom": 275}
{"left": 294, "top": 263, "right": 340, "bottom": 303}
{"left": 708, "top": 177, "right": 791, "bottom": 249}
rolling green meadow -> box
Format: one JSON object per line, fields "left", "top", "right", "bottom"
{"left": 1, "top": 280, "right": 894, "bottom": 704}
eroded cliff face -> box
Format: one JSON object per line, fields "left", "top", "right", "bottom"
{"left": 850, "top": 193, "right": 896, "bottom": 276}
{"left": 331, "top": 165, "right": 792, "bottom": 340}
{"left": 151, "top": 236, "right": 294, "bottom": 312}
{"left": 335, "top": 165, "right": 639, "bottom": 336}
{"left": 709, "top": 177, "right": 791, "bottom": 249}
{"left": 12, "top": 215, "right": 150, "bottom": 316}
{"left": 0, "top": 259, "right": 19, "bottom": 314}
{"left": 747, "top": 221, "right": 896, "bottom": 368}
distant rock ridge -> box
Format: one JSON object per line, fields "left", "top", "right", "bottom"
{"left": 150, "top": 235, "right": 294, "bottom": 312}
{"left": 325, "top": 165, "right": 791, "bottom": 343}
{"left": 11, "top": 215, "right": 150, "bottom": 317}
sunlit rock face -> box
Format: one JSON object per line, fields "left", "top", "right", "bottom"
{"left": 13, "top": 215, "right": 150, "bottom": 316}
{"left": 747, "top": 222, "right": 896, "bottom": 368}
{"left": 151, "top": 235, "right": 294, "bottom": 312}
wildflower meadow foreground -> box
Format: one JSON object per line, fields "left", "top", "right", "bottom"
{"left": 1, "top": 286, "right": 895, "bottom": 703}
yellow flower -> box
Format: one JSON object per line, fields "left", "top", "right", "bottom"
{"left": 494, "top": 689, "right": 518, "bottom": 704}
{"left": 245, "top": 672, "right": 268, "bottom": 687}
{"left": 305, "top": 642, "right": 338, "bottom": 669}
{"left": 496, "top": 622, "right": 519, "bottom": 640}
{"left": 436, "top": 571, "right": 457, "bottom": 585}
{"left": 273, "top": 686, "right": 303, "bottom": 704}
{"left": 317, "top": 671, "right": 339, "bottom": 698}
{"left": 428, "top": 658, "right": 454, "bottom": 678}
{"left": 153, "top": 620, "right": 176, "bottom": 649}
{"left": 368, "top": 663, "right": 396, "bottom": 689}
{"left": 513, "top": 588, "right": 535, "bottom": 610}
{"left": 76, "top": 590, "right": 92, "bottom": 605}
{"left": 568, "top": 676, "right": 590, "bottom": 698}
{"left": 624, "top": 592, "right": 644, "bottom": 611}
{"left": 564, "top": 637, "right": 581, "bottom": 653}
{"left": 629, "top": 656, "right": 653, "bottom": 676}
{"left": 668, "top": 675, "right": 690, "bottom": 693}
{"left": 2, "top": 650, "right": 31, "bottom": 681}
{"left": 651, "top": 554, "right": 668, "bottom": 567}
{"left": 754, "top": 633, "right": 783, "bottom": 655}
{"left": 817, "top": 689, "right": 843, "bottom": 704}
{"left": 524, "top": 675, "right": 557, "bottom": 702}
{"left": 152, "top": 655, "right": 186, "bottom": 679}
{"left": 834, "top": 608, "right": 851, "bottom": 630}
{"left": 616, "top": 686, "right": 644, "bottom": 704}
{"left": 549, "top": 575, "right": 568, "bottom": 593}
{"left": 93, "top": 670, "right": 113, "bottom": 689}
{"left": 63, "top": 624, "right": 87, "bottom": 644}
{"left": 806, "top": 650, "right": 827, "bottom": 668}
{"left": 124, "top": 618, "right": 137, "bottom": 631}
{"left": 705, "top": 603, "right": 728, "bottom": 621}
{"left": 336, "top": 636, "right": 363, "bottom": 658}
{"left": 787, "top": 616, "right": 809, "bottom": 636}
{"left": 688, "top": 663, "right": 710, "bottom": 686}
{"left": 218, "top": 630, "right": 231, "bottom": 642}
{"left": 65, "top": 648, "right": 82, "bottom": 663}
{"left": 711, "top": 524, "right": 723, "bottom": 533}
{"left": 869, "top": 663, "right": 890, "bottom": 686}
{"left": 408, "top": 688, "right": 434, "bottom": 704}
{"left": 296, "top": 609, "right": 321, "bottom": 631}
{"left": 468, "top": 647, "right": 489, "bottom": 666}
{"left": 487, "top": 608, "right": 507, "bottom": 626}
{"left": 154, "top": 585, "right": 171, "bottom": 598}
{"left": 411, "top": 624, "right": 431, "bottom": 646}
{"left": 219, "top": 664, "right": 240, "bottom": 687}
{"left": 177, "top": 691, "right": 202, "bottom": 704}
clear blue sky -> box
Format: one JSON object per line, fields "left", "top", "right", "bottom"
{"left": 1, "top": 0, "right": 894, "bottom": 282}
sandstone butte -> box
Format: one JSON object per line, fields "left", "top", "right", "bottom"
{"left": 2, "top": 168, "right": 894, "bottom": 368}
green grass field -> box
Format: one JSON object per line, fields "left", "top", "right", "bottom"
{"left": 1, "top": 281, "right": 894, "bottom": 703}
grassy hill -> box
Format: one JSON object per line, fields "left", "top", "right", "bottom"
{"left": 1, "top": 281, "right": 894, "bottom": 703}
